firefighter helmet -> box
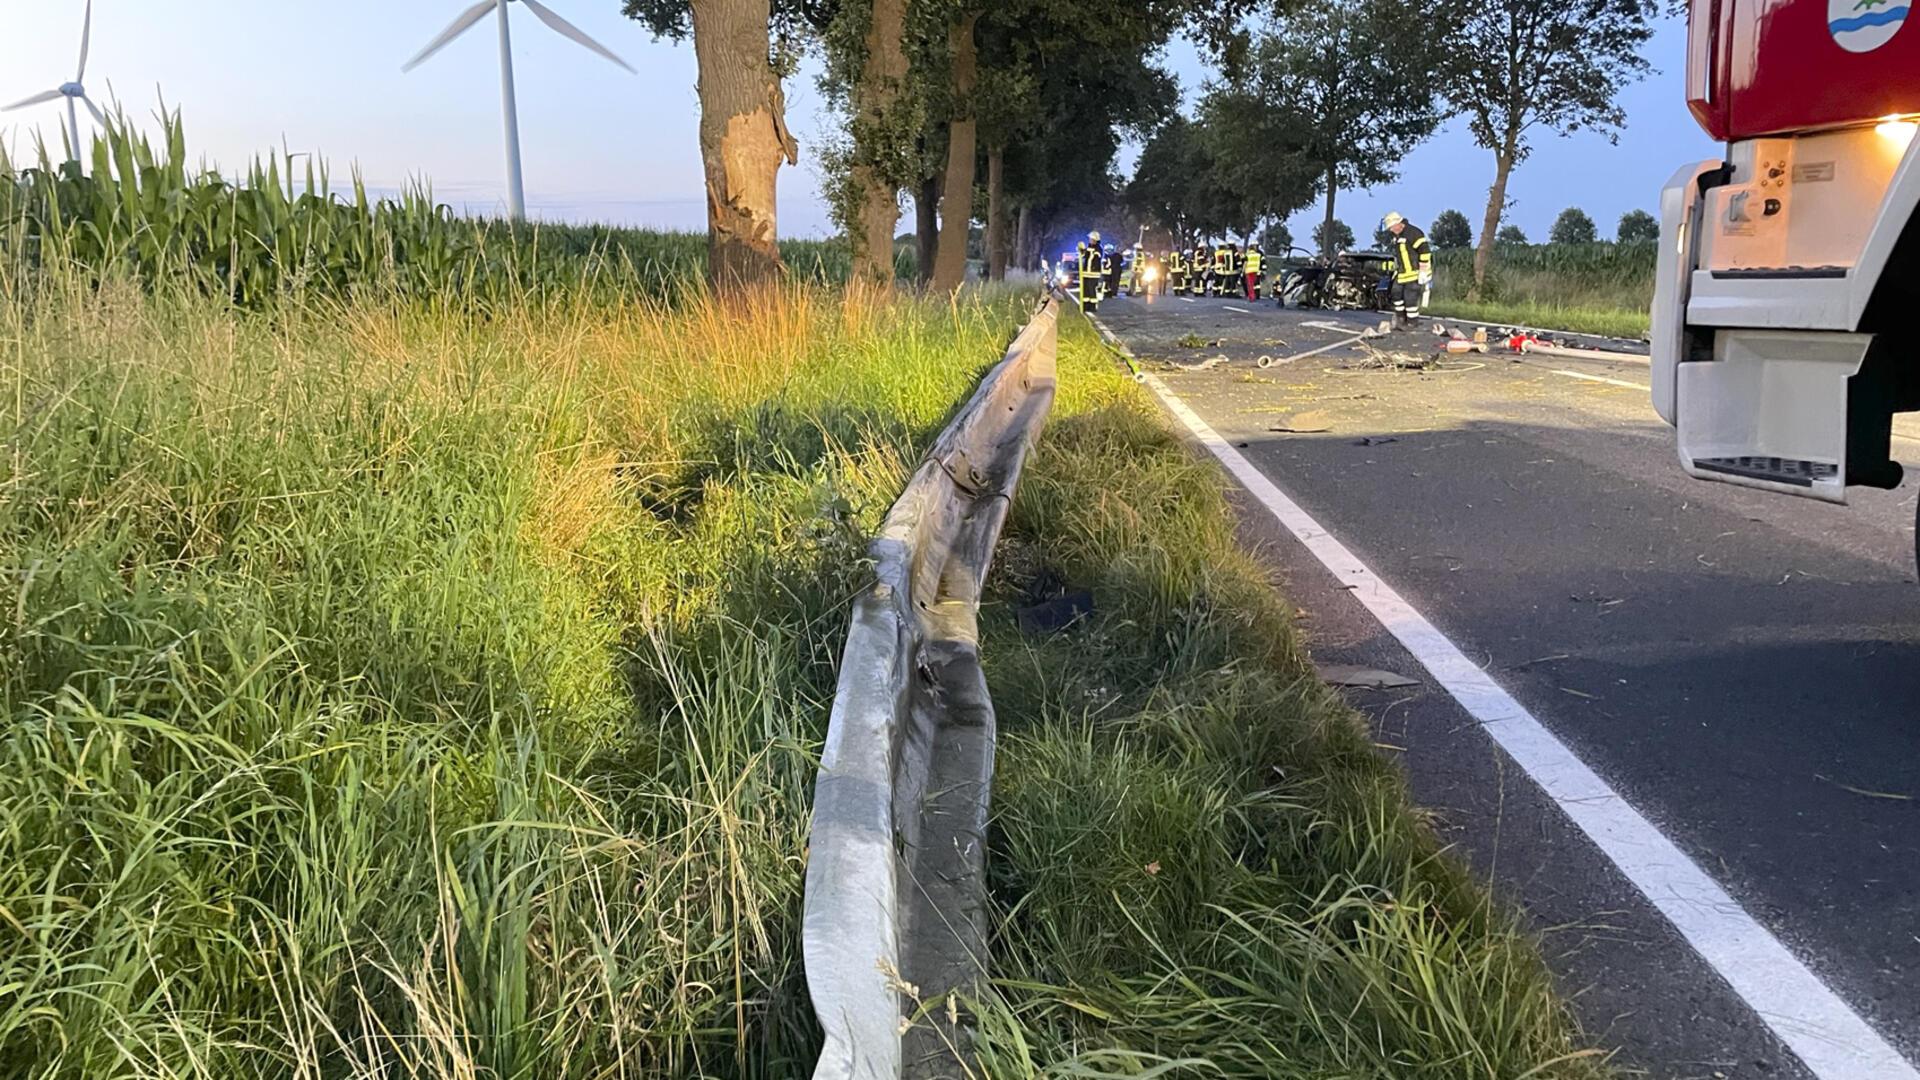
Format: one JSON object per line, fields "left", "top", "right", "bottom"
{"left": 1382, "top": 211, "right": 1405, "bottom": 228}
{"left": 1089, "top": 230, "right": 1101, "bottom": 243}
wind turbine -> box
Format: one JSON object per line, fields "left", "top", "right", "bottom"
{"left": 403, "top": 0, "right": 634, "bottom": 221}
{"left": 5, "top": 0, "right": 107, "bottom": 163}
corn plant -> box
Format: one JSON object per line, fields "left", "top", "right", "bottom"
{"left": 0, "top": 111, "right": 847, "bottom": 306}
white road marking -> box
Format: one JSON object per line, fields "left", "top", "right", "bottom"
{"left": 1222, "top": 304, "right": 1251, "bottom": 313}
{"left": 1300, "top": 319, "right": 1354, "bottom": 332}
{"left": 1551, "top": 369, "right": 1649, "bottom": 390}
{"left": 1135, "top": 364, "right": 1920, "bottom": 1080}
{"left": 1178, "top": 296, "right": 1196, "bottom": 303}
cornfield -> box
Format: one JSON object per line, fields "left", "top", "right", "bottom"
{"left": 1431, "top": 242, "right": 1655, "bottom": 309}
{"left": 0, "top": 112, "right": 860, "bottom": 304}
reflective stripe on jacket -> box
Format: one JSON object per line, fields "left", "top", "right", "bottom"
{"left": 1391, "top": 226, "right": 1432, "bottom": 283}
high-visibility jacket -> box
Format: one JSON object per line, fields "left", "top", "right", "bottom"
{"left": 1193, "top": 246, "right": 1209, "bottom": 271}
{"left": 1389, "top": 225, "right": 1432, "bottom": 284}
{"left": 1213, "top": 245, "right": 1232, "bottom": 274}
{"left": 1168, "top": 251, "right": 1186, "bottom": 273}
{"left": 1244, "top": 249, "right": 1264, "bottom": 274}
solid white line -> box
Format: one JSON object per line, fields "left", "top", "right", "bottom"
{"left": 1550, "top": 369, "right": 1649, "bottom": 390}
{"left": 1136, "top": 367, "right": 1919, "bottom": 1080}
{"left": 1222, "top": 304, "right": 1251, "bottom": 313}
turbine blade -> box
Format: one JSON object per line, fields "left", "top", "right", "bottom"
{"left": 4, "top": 88, "right": 66, "bottom": 111}
{"left": 81, "top": 94, "right": 107, "bottom": 128}
{"left": 77, "top": 0, "right": 93, "bottom": 80}
{"left": 519, "top": 0, "right": 635, "bottom": 73}
{"left": 401, "top": 0, "right": 498, "bottom": 72}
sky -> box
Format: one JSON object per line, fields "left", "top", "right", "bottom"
{"left": 2, "top": 2, "right": 1720, "bottom": 244}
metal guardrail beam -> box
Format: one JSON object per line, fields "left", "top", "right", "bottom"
{"left": 804, "top": 297, "right": 1060, "bottom": 1080}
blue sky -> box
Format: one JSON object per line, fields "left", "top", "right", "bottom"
{"left": 2, "top": 3, "right": 1717, "bottom": 243}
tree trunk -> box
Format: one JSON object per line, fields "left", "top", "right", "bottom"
{"left": 1320, "top": 164, "right": 1338, "bottom": 259}
{"left": 848, "top": 0, "right": 908, "bottom": 286}
{"left": 1470, "top": 146, "right": 1517, "bottom": 302}
{"left": 915, "top": 174, "right": 940, "bottom": 285}
{"left": 1015, "top": 204, "right": 1032, "bottom": 273}
{"left": 931, "top": 14, "right": 981, "bottom": 292}
{"left": 690, "top": 0, "right": 797, "bottom": 289}
{"left": 984, "top": 143, "right": 1007, "bottom": 281}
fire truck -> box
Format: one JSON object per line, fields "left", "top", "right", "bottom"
{"left": 1654, "top": 0, "right": 1920, "bottom": 556}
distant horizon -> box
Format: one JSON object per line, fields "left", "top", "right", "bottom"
{"left": 3, "top": 5, "right": 1713, "bottom": 247}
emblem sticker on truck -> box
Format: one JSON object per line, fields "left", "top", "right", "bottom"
{"left": 1828, "top": 0, "right": 1908, "bottom": 52}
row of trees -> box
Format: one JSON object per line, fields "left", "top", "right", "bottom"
{"left": 1124, "top": 0, "right": 1658, "bottom": 297}
{"left": 1423, "top": 207, "right": 1661, "bottom": 249}
{"left": 622, "top": 0, "right": 1253, "bottom": 291}
{"left": 618, "top": 0, "right": 1657, "bottom": 294}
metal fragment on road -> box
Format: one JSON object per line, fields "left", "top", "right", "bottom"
{"left": 1316, "top": 663, "right": 1420, "bottom": 689}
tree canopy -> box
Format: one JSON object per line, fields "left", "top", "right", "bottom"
{"left": 1616, "top": 208, "right": 1659, "bottom": 243}
{"left": 1443, "top": 0, "right": 1656, "bottom": 288}
{"left": 1549, "top": 207, "right": 1597, "bottom": 245}
{"left": 1313, "top": 218, "right": 1355, "bottom": 252}
{"left": 1431, "top": 209, "right": 1472, "bottom": 249}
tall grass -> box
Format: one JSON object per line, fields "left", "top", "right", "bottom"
{"left": 1428, "top": 244, "right": 1654, "bottom": 338}
{"left": 1, "top": 252, "right": 1020, "bottom": 1076}
{"left": 0, "top": 114, "right": 867, "bottom": 305}
{"left": 964, "top": 316, "right": 1611, "bottom": 1078}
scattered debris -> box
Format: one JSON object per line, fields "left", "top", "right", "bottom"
{"left": 1352, "top": 435, "right": 1398, "bottom": 447}
{"left": 1316, "top": 663, "right": 1420, "bottom": 689}
{"left": 1143, "top": 861, "right": 1162, "bottom": 875}
{"left": 1272, "top": 425, "right": 1330, "bottom": 434}
{"left": 1175, "top": 332, "right": 1217, "bottom": 348}
{"left": 1016, "top": 590, "right": 1095, "bottom": 635}
{"left": 1559, "top": 687, "right": 1599, "bottom": 700}
{"left": 1164, "top": 353, "right": 1231, "bottom": 372}
{"left": 1815, "top": 774, "right": 1913, "bottom": 802}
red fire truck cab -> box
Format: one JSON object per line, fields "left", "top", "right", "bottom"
{"left": 1654, "top": 0, "right": 1920, "bottom": 544}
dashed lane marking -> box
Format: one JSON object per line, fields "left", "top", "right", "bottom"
{"left": 1222, "top": 304, "right": 1250, "bottom": 313}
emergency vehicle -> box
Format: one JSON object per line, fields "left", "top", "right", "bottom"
{"left": 1654, "top": 0, "right": 1920, "bottom": 559}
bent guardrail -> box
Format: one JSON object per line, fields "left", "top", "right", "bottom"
{"left": 804, "top": 297, "right": 1059, "bottom": 1080}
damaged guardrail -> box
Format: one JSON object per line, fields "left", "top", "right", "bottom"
{"left": 804, "top": 297, "right": 1060, "bottom": 1080}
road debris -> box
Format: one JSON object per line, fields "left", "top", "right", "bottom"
{"left": 1316, "top": 663, "right": 1420, "bottom": 689}
{"left": 1814, "top": 774, "right": 1914, "bottom": 802}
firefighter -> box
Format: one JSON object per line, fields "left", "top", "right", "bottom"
{"left": 1243, "top": 242, "right": 1264, "bottom": 301}
{"left": 1168, "top": 248, "right": 1187, "bottom": 295}
{"left": 1382, "top": 211, "right": 1432, "bottom": 329}
{"left": 1104, "top": 243, "right": 1124, "bottom": 298}
{"left": 1193, "top": 241, "right": 1212, "bottom": 296}
{"left": 1128, "top": 242, "right": 1146, "bottom": 295}
{"left": 1212, "top": 239, "right": 1232, "bottom": 297}
{"left": 1078, "top": 232, "right": 1104, "bottom": 312}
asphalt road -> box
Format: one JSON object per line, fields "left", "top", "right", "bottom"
{"left": 1094, "top": 291, "right": 1920, "bottom": 1080}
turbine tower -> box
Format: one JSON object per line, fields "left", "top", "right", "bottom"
{"left": 5, "top": 0, "right": 107, "bottom": 163}
{"left": 404, "top": 0, "right": 634, "bottom": 221}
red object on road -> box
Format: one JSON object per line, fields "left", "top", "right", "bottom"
{"left": 1689, "top": 0, "right": 1920, "bottom": 140}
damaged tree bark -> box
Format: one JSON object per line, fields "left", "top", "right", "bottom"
{"left": 690, "top": 0, "right": 797, "bottom": 289}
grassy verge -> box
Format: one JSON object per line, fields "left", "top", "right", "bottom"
{"left": 2, "top": 261, "right": 1603, "bottom": 1076}
{"left": 1423, "top": 298, "right": 1650, "bottom": 340}
{"left": 967, "top": 313, "right": 1609, "bottom": 1077}
{"left": 1, "top": 269, "right": 1019, "bottom": 1076}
